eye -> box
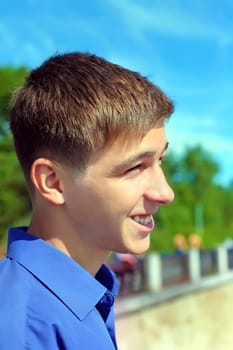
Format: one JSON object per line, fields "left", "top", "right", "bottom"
{"left": 125, "top": 163, "right": 143, "bottom": 174}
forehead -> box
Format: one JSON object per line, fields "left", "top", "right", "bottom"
{"left": 87, "top": 125, "right": 167, "bottom": 169}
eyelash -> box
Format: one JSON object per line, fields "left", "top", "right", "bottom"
{"left": 126, "top": 155, "right": 166, "bottom": 174}
{"left": 159, "top": 155, "right": 165, "bottom": 163}
{"left": 126, "top": 163, "right": 143, "bottom": 173}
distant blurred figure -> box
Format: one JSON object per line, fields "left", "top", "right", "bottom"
{"left": 108, "top": 253, "right": 138, "bottom": 276}
{"left": 107, "top": 253, "right": 140, "bottom": 295}
{"left": 173, "top": 233, "right": 187, "bottom": 256}
{"left": 189, "top": 233, "right": 202, "bottom": 249}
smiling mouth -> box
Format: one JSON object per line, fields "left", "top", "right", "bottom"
{"left": 132, "top": 215, "right": 152, "bottom": 227}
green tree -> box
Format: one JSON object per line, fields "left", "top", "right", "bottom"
{"left": 0, "top": 66, "right": 30, "bottom": 246}
{"left": 151, "top": 145, "right": 233, "bottom": 252}
{"left": 179, "top": 145, "right": 219, "bottom": 201}
{"left": 0, "top": 134, "right": 31, "bottom": 245}
{"left": 0, "top": 66, "right": 28, "bottom": 136}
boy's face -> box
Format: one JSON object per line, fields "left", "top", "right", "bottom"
{"left": 62, "top": 123, "right": 174, "bottom": 256}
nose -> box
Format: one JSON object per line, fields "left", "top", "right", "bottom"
{"left": 144, "top": 167, "right": 175, "bottom": 205}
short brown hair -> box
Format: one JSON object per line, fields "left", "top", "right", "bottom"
{"left": 10, "top": 52, "right": 174, "bottom": 183}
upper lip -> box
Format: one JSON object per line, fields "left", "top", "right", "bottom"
{"left": 131, "top": 211, "right": 157, "bottom": 217}
{"left": 134, "top": 207, "right": 159, "bottom": 216}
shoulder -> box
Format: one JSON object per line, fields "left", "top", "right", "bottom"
{"left": 0, "top": 258, "right": 117, "bottom": 349}
{"left": 0, "top": 257, "right": 62, "bottom": 349}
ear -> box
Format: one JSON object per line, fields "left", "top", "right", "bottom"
{"left": 30, "top": 158, "right": 65, "bottom": 205}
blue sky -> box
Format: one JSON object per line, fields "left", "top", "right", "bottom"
{"left": 1, "top": 0, "right": 233, "bottom": 186}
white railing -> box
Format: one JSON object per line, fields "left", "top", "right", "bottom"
{"left": 110, "top": 245, "right": 233, "bottom": 296}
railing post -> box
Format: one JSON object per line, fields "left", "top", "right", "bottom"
{"left": 217, "top": 246, "right": 228, "bottom": 274}
{"left": 144, "top": 253, "right": 162, "bottom": 291}
{"left": 132, "top": 267, "right": 143, "bottom": 292}
{"left": 188, "top": 248, "right": 201, "bottom": 282}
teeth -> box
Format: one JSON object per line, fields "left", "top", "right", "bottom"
{"left": 133, "top": 215, "right": 151, "bottom": 226}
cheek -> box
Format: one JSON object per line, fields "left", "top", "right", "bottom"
{"left": 69, "top": 177, "right": 145, "bottom": 225}
{"left": 120, "top": 177, "right": 147, "bottom": 205}
{"left": 103, "top": 183, "right": 141, "bottom": 215}
{"left": 112, "top": 177, "right": 149, "bottom": 215}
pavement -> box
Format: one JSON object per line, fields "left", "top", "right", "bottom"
{"left": 115, "top": 273, "right": 233, "bottom": 350}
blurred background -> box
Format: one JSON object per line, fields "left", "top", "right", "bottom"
{"left": 0, "top": 0, "right": 233, "bottom": 250}
{"left": 1, "top": 1, "right": 233, "bottom": 349}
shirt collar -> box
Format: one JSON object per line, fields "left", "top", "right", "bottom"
{"left": 7, "top": 227, "right": 118, "bottom": 321}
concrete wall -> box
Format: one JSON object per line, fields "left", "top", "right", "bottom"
{"left": 115, "top": 281, "right": 233, "bottom": 350}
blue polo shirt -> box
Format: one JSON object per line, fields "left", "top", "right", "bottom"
{"left": 0, "top": 227, "right": 119, "bottom": 349}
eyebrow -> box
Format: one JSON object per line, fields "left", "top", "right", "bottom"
{"left": 111, "top": 141, "right": 169, "bottom": 174}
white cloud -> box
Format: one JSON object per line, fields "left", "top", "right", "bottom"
{"left": 104, "top": 0, "right": 233, "bottom": 47}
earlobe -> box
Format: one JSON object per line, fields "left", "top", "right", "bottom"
{"left": 30, "top": 158, "right": 65, "bottom": 205}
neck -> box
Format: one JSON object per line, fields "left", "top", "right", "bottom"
{"left": 28, "top": 210, "right": 110, "bottom": 276}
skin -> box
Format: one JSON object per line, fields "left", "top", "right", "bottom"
{"left": 29, "top": 123, "right": 174, "bottom": 275}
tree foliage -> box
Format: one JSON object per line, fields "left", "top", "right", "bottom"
{"left": 152, "top": 147, "right": 233, "bottom": 252}
{"left": 0, "top": 66, "right": 30, "bottom": 245}
{"left": 0, "top": 66, "right": 28, "bottom": 136}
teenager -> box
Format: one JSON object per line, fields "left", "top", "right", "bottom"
{"left": 0, "top": 52, "right": 174, "bottom": 349}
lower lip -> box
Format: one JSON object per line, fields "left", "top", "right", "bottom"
{"left": 132, "top": 216, "right": 155, "bottom": 233}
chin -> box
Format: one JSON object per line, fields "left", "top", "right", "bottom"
{"left": 126, "top": 239, "right": 150, "bottom": 255}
